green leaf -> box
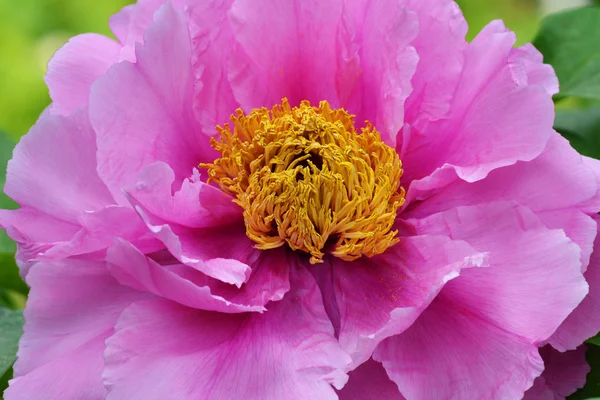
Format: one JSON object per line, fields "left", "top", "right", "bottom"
{"left": 534, "top": 7, "right": 600, "bottom": 100}
{"left": 588, "top": 333, "right": 600, "bottom": 347}
{"left": 0, "top": 132, "right": 24, "bottom": 296}
{"left": 0, "top": 309, "right": 23, "bottom": 378}
{"left": 0, "top": 365, "right": 12, "bottom": 399}
{"left": 554, "top": 106, "right": 600, "bottom": 159}
{"left": 569, "top": 345, "right": 600, "bottom": 399}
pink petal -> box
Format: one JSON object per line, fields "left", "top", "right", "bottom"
{"left": 124, "top": 162, "right": 240, "bottom": 229}
{"left": 103, "top": 267, "right": 350, "bottom": 400}
{"left": 91, "top": 3, "right": 215, "bottom": 203}
{"left": 5, "top": 109, "right": 113, "bottom": 223}
{"left": 405, "top": 134, "right": 598, "bottom": 270}
{"left": 185, "top": 0, "right": 240, "bottom": 134}
{"left": 374, "top": 295, "right": 543, "bottom": 400}
{"left": 410, "top": 202, "right": 587, "bottom": 343}
{"left": 401, "top": 21, "right": 554, "bottom": 183}
{"left": 325, "top": 235, "right": 486, "bottom": 368}
{"left": 5, "top": 260, "right": 144, "bottom": 399}
{"left": 523, "top": 345, "right": 589, "bottom": 400}
{"left": 386, "top": 202, "right": 587, "bottom": 398}
{"left": 337, "top": 359, "right": 405, "bottom": 400}
{"left": 130, "top": 192, "right": 254, "bottom": 285}
{"left": 46, "top": 34, "right": 120, "bottom": 115}
{"left": 107, "top": 239, "right": 288, "bottom": 312}
{"left": 509, "top": 43, "right": 559, "bottom": 97}
{"left": 109, "top": 0, "right": 178, "bottom": 61}
{"left": 550, "top": 217, "right": 600, "bottom": 351}
{"left": 403, "top": 0, "right": 467, "bottom": 129}
{"left": 228, "top": 0, "right": 349, "bottom": 110}
{"left": 342, "top": 0, "right": 419, "bottom": 146}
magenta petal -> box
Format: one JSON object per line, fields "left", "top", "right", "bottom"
{"left": 228, "top": 0, "right": 347, "bottom": 109}
{"left": 186, "top": 0, "right": 240, "bottom": 134}
{"left": 46, "top": 34, "right": 120, "bottom": 115}
{"left": 403, "top": 0, "right": 467, "bottom": 129}
{"left": 411, "top": 202, "right": 587, "bottom": 342}
{"left": 374, "top": 296, "right": 543, "bottom": 400}
{"left": 125, "top": 162, "right": 240, "bottom": 228}
{"left": 4, "top": 260, "right": 144, "bottom": 400}
{"left": 401, "top": 21, "right": 554, "bottom": 183}
{"left": 5, "top": 110, "right": 113, "bottom": 222}
{"left": 91, "top": 3, "right": 214, "bottom": 203}
{"left": 329, "top": 235, "right": 486, "bottom": 368}
{"left": 523, "top": 345, "right": 589, "bottom": 400}
{"left": 550, "top": 218, "right": 600, "bottom": 351}
{"left": 107, "top": 239, "right": 287, "bottom": 312}
{"left": 103, "top": 267, "right": 350, "bottom": 400}
{"left": 343, "top": 0, "right": 419, "bottom": 146}
{"left": 388, "top": 202, "right": 587, "bottom": 398}
{"left": 337, "top": 359, "right": 405, "bottom": 400}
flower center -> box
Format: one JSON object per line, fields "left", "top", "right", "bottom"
{"left": 201, "top": 99, "right": 405, "bottom": 264}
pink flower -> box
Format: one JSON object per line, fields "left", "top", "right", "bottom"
{"left": 1, "top": 0, "right": 599, "bottom": 398}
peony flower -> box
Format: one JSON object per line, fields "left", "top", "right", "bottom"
{"left": 1, "top": 0, "right": 599, "bottom": 398}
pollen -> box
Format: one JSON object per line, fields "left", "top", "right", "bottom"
{"left": 201, "top": 99, "right": 405, "bottom": 264}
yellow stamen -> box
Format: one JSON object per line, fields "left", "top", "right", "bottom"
{"left": 201, "top": 99, "right": 405, "bottom": 264}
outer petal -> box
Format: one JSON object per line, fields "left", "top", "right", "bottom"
{"left": 46, "top": 34, "right": 120, "bottom": 115}
{"left": 342, "top": 0, "right": 419, "bottom": 146}
{"left": 401, "top": 21, "right": 554, "bottom": 183}
{"left": 375, "top": 295, "right": 543, "bottom": 400}
{"left": 0, "top": 110, "right": 152, "bottom": 265}
{"left": 107, "top": 239, "right": 289, "bottom": 312}
{"left": 91, "top": 4, "right": 215, "bottom": 203}
{"left": 550, "top": 217, "right": 600, "bottom": 351}
{"left": 328, "top": 235, "right": 486, "bottom": 368}
{"left": 4, "top": 110, "right": 112, "bottom": 223}
{"left": 4, "top": 260, "right": 144, "bottom": 400}
{"left": 403, "top": 0, "right": 467, "bottom": 129}
{"left": 103, "top": 267, "right": 350, "bottom": 400}
{"left": 384, "top": 202, "right": 587, "bottom": 398}
{"left": 185, "top": 0, "right": 240, "bottom": 134}
{"left": 405, "top": 134, "right": 598, "bottom": 269}
{"left": 337, "top": 359, "right": 405, "bottom": 400}
{"left": 523, "top": 345, "right": 589, "bottom": 400}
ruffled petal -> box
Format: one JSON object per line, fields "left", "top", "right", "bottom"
{"left": 374, "top": 295, "right": 543, "bottom": 400}
{"left": 337, "top": 359, "right": 405, "bottom": 400}
{"left": 228, "top": 0, "right": 348, "bottom": 109}
{"left": 4, "top": 260, "right": 145, "bottom": 400}
{"left": 405, "top": 134, "right": 598, "bottom": 269}
{"left": 523, "top": 345, "right": 589, "bottom": 400}
{"left": 185, "top": 0, "right": 240, "bottom": 134}
{"left": 107, "top": 239, "right": 289, "bottom": 312}
{"left": 324, "top": 235, "right": 486, "bottom": 368}
{"left": 410, "top": 202, "right": 587, "bottom": 343}
{"left": 342, "top": 0, "right": 419, "bottom": 146}
{"left": 401, "top": 21, "right": 554, "bottom": 183}
{"left": 403, "top": 0, "right": 467, "bottom": 129}
{"left": 91, "top": 3, "right": 215, "bottom": 203}
{"left": 550, "top": 217, "right": 600, "bottom": 351}
{"left": 103, "top": 267, "right": 350, "bottom": 400}
{"left": 384, "top": 202, "right": 587, "bottom": 398}
{"left": 46, "top": 34, "right": 120, "bottom": 115}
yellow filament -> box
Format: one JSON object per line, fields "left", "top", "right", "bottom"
{"left": 201, "top": 99, "right": 405, "bottom": 264}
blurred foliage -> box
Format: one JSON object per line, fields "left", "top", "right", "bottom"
{"left": 534, "top": 7, "right": 600, "bottom": 101}
{"left": 0, "top": 0, "right": 131, "bottom": 139}
{"left": 457, "top": 0, "right": 540, "bottom": 44}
